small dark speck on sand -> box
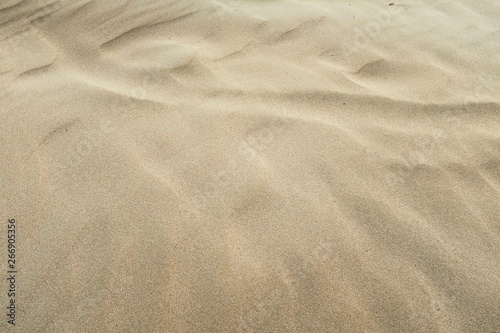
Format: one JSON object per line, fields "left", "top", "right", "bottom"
{"left": 389, "top": 2, "right": 394, "bottom": 5}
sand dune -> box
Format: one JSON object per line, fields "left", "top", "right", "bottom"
{"left": 1, "top": 0, "right": 499, "bottom": 332}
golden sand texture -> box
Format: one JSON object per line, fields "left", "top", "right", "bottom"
{"left": 1, "top": 0, "right": 499, "bottom": 332}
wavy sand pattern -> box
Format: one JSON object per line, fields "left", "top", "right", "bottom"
{"left": 1, "top": 0, "right": 499, "bottom": 332}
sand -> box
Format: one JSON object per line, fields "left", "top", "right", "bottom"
{"left": 1, "top": 0, "right": 500, "bottom": 332}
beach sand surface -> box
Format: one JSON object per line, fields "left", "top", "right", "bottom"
{"left": 1, "top": 0, "right": 499, "bottom": 332}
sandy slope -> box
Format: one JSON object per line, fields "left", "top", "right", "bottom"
{"left": 1, "top": 0, "right": 500, "bottom": 332}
